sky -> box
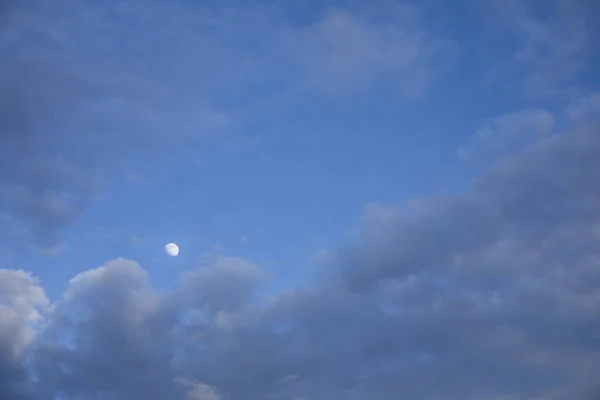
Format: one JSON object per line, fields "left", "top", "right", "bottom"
{"left": 1, "top": 0, "right": 600, "bottom": 398}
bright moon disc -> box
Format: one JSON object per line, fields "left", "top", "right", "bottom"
{"left": 165, "top": 243, "right": 179, "bottom": 256}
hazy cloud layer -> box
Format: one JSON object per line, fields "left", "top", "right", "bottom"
{"left": 2, "top": 0, "right": 595, "bottom": 250}
{"left": 0, "top": 0, "right": 457, "bottom": 251}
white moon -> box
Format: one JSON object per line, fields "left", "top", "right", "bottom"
{"left": 165, "top": 243, "right": 179, "bottom": 256}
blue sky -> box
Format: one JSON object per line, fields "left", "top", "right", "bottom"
{"left": 1, "top": 0, "right": 600, "bottom": 399}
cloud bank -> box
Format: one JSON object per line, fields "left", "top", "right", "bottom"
{"left": 1, "top": 119, "right": 600, "bottom": 399}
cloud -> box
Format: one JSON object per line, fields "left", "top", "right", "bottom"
{"left": 286, "top": 6, "right": 457, "bottom": 97}
{"left": 175, "top": 378, "right": 223, "bottom": 400}
{"left": 0, "top": 116, "right": 599, "bottom": 398}
{"left": 0, "top": 1, "right": 231, "bottom": 251}
{"left": 179, "top": 254, "right": 271, "bottom": 315}
{"left": 568, "top": 92, "right": 600, "bottom": 121}
{"left": 514, "top": 1, "right": 589, "bottom": 96}
{"left": 0, "top": 58, "right": 94, "bottom": 250}
{"left": 484, "top": 0, "right": 594, "bottom": 97}
{"left": 1, "top": 1, "right": 599, "bottom": 398}
{"left": 0, "top": 0, "right": 456, "bottom": 253}
{"left": 0, "top": 269, "right": 48, "bottom": 399}
{"left": 459, "top": 108, "right": 555, "bottom": 163}
{"left": 343, "top": 122, "right": 600, "bottom": 291}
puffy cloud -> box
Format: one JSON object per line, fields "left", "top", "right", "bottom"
{"left": 175, "top": 378, "right": 223, "bottom": 400}
{"left": 0, "top": 119, "right": 599, "bottom": 398}
{"left": 0, "top": 269, "right": 49, "bottom": 399}
{"left": 30, "top": 259, "right": 177, "bottom": 399}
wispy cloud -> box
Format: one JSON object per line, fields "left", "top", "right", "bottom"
{"left": 284, "top": 6, "right": 457, "bottom": 97}
{"left": 0, "top": 0, "right": 459, "bottom": 250}
{"left": 567, "top": 92, "right": 600, "bottom": 121}
{"left": 459, "top": 108, "right": 556, "bottom": 163}
{"left": 485, "top": 0, "right": 593, "bottom": 97}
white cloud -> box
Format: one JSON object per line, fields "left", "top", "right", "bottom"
{"left": 0, "top": 269, "right": 49, "bottom": 398}
{"left": 175, "top": 378, "right": 223, "bottom": 400}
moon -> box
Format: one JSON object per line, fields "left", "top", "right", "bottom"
{"left": 165, "top": 243, "right": 179, "bottom": 256}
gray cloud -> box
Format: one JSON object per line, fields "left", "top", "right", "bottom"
{"left": 0, "top": 269, "right": 48, "bottom": 399}
{"left": 0, "top": 120, "right": 599, "bottom": 398}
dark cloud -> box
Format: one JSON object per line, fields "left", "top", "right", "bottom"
{"left": 0, "top": 122, "right": 599, "bottom": 399}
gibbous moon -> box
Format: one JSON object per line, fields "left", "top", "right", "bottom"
{"left": 165, "top": 243, "right": 179, "bottom": 256}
